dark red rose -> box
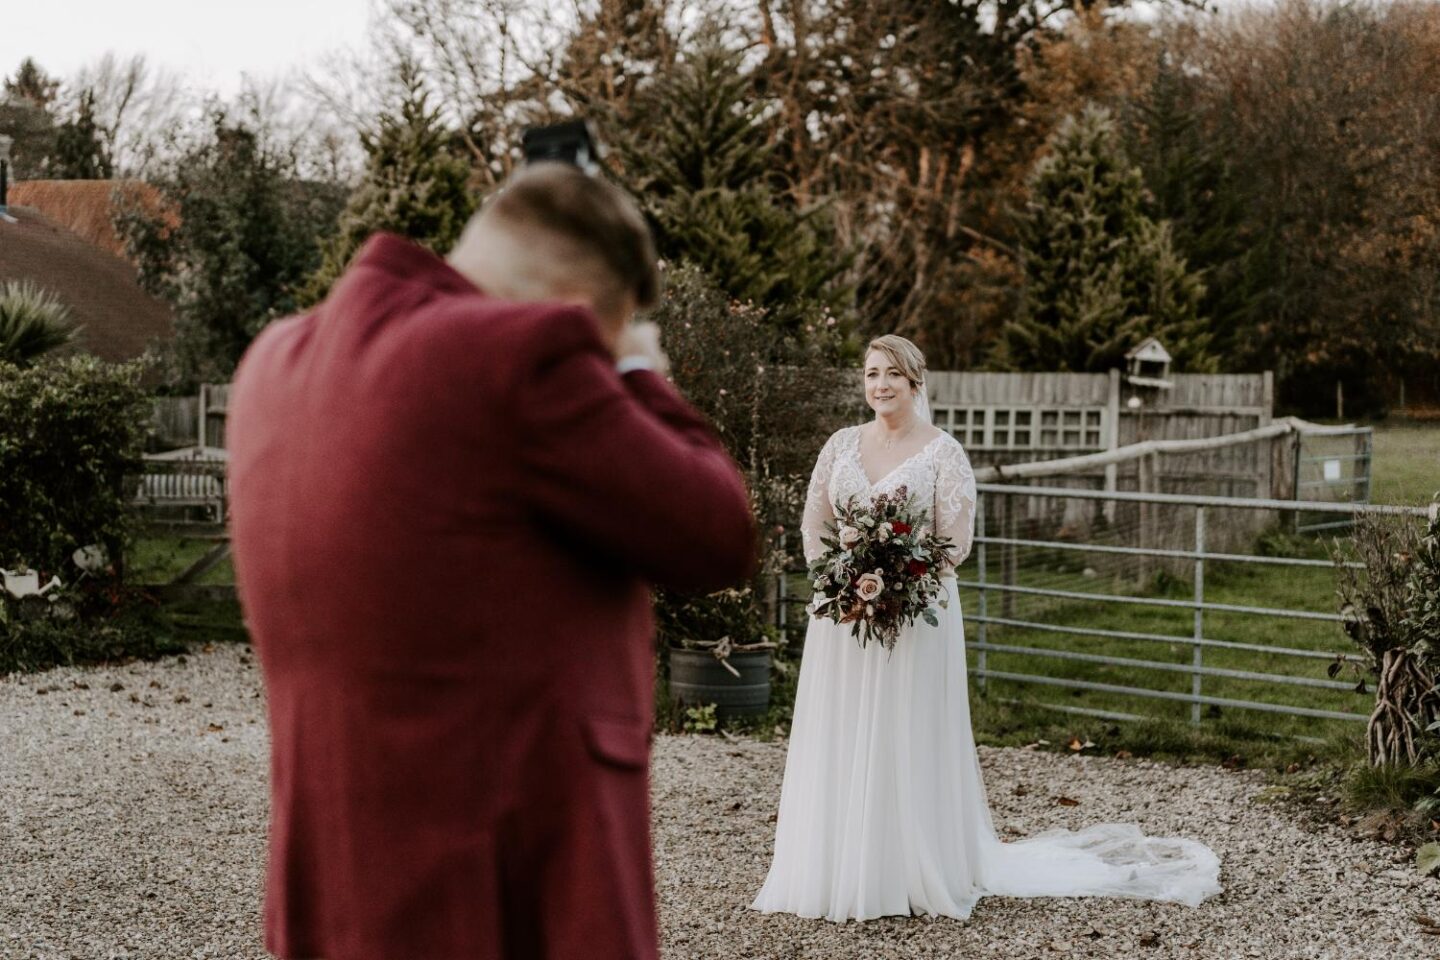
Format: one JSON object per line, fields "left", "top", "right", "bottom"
{"left": 893, "top": 522, "right": 912, "bottom": 535}
{"left": 907, "top": 559, "right": 928, "bottom": 577}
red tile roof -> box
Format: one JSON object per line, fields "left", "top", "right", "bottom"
{"left": 0, "top": 203, "right": 175, "bottom": 367}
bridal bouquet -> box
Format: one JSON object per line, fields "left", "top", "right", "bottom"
{"left": 806, "top": 485, "right": 956, "bottom": 651}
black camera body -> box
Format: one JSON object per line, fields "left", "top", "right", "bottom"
{"left": 521, "top": 120, "right": 601, "bottom": 174}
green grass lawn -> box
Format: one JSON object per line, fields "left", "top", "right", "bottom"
{"left": 1369, "top": 421, "right": 1440, "bottom": 506}
{"left": 129, "top": 534, "right": 235, "bottom": 586}
{"left": 953, "top": 548, "right": 1362, "bottom": 751}
{"left": 128, "top": 532, "right": 243, "bottom": 647}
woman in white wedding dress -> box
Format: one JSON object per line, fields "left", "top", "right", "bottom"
{"left": 751, "top": 335, "right": 1221, "bottom": 923}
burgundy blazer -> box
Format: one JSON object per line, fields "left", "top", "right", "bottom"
{"left": 228, "top": 234, "right": 757, "bottom": 960}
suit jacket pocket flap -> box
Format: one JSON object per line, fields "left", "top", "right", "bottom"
{"left": 583, "top": 716, "right": 650, "bottom": 770}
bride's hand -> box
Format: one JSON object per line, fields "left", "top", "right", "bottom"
{"left": 615, "top": 321, "right": 671, "bottom": 377}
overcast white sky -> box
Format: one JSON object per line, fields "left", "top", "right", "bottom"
{"left": 2, "top": 1, "right": 378, "bottom": 95}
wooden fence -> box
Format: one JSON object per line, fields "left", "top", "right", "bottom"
{"left": 150, "top": 384, "right": 230, "bottom": 451}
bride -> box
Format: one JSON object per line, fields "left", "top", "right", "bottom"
{"left": 751, "top": 335, "right": 1221, "bottom": 922}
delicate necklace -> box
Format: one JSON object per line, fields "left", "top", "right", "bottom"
{"left": 880, "top": 418, "right": 918, "bottom": 450}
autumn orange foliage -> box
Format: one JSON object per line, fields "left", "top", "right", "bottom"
{"left": 8, "top": 180, "right": 175, "bottom": 261}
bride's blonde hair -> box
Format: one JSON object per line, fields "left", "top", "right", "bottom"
{"left": 865, "top": 335, "right": 927, "bottom": 390}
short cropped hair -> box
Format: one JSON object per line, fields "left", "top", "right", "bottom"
{"left": 865, "top": 335, "right": 927, "bottom": 389}
{"left": 482, "top": 162, "right": 660, "bottom": 311}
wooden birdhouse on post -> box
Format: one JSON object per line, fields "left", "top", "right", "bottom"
{"left": 1125, "top": 337, "right": 1174, "bottom": 391}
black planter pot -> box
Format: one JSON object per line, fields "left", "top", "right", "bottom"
{"left": 668, "top": 647, "right": 772, "bottom": 720}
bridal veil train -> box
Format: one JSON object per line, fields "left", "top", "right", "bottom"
{"left": 751, "top": 392, "right": 1221, "bottom": 922}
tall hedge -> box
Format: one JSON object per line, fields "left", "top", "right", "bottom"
{"left": 0, "top": 357, "right": 151, "bottom": 578}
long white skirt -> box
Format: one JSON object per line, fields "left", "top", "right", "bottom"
{"left": 750, "top": 576, "right": 1222, "bottom": 922}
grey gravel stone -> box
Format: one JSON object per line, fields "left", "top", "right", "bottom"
{"left": 2, "top": 644, "right": 1436, "bottom": 959}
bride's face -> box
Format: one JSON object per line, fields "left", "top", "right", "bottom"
{"left": 864, "top": 350, "right": 916, "bottom": 417}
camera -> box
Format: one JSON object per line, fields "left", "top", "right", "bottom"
{"left": 521, "top": 120, "right": 601, "bottom": 175}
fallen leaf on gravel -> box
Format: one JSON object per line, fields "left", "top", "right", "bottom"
{"left": 1139, "top": 931, "right": 1160, "bottom": 947}
{"left": 1417, "top": 842, "right": 1440, "bottom": 878}
{"left": 1013, "top": 784, "right": 1030, "bottom": 796}
{"left": 71, "top": 681, "right": 88, "bottom": 690}
{"left": 175, "top": 695, "right": 190, "bottom": 704}
{"left": 1067, "top": 737, "right": 1094, "bottom": 751}
{"left": 206, "top": 723, "right": 224, "bottom": 733}
{"left": 1114, "top": 750, "right": 1133, "bottom": 759}
{"left": 1055, "top": 796, "right": 1080, "bottom": 807}
{"left": 108, "top": 682, "right": 124, "bottom": 692}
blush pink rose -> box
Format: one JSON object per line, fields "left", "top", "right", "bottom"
{"left": 855, "top": 572, "right": 885, "bottom": 602}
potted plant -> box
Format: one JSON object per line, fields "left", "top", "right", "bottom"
{"left": 657, "top": 584, "right": 778, "bottom": 720}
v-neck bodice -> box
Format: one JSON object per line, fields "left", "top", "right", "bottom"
{"left": 799, "top": 424, "right": 978, "bottom": 567}
{"left": 851, "top": 428, "right": 946, "bottom": 489}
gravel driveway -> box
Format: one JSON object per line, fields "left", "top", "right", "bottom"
{"left": 2, "top": 643, "right": 1435, "bottom": 959}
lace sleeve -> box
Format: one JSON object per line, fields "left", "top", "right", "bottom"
{"left": 934, "top": 436, "right": 977, "bottom": 568}
{"left": 801, "top": 431, "right": 842, "bottom": 564}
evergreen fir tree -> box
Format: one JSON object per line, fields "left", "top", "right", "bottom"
{"left": 1126, "top": 58, "right": 1267, "bottom": 365}
{"left": 301, "top": 59, "right": 475, "bottom": 305}
{"left": 622, "top": 29, "right": 847, "bottom": 336}
{"left": 1, "top": 58, "right": 60, "bottom": 178}
{"left": 52, "top": 89, "right": 113, "bottom": 179}
{"left": 116, "top": 113, "right": 343, "bottom": 382}
{"left": 4, "top": 58, "right": 59, "bottom": 108}
{"left": 998, "top": 105, "right": 1213, "bottom": 372}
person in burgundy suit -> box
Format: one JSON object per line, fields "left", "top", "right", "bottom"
{"left": 228, "top": 162, "right": 758, "bottom": 960}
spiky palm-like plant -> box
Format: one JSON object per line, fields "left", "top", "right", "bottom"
{"left": 0, "top": 281, "right": 80, "bottom": 365}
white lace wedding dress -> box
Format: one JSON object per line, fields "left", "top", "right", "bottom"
{"left": 751, "top": 425, "right": 1221, "bottom": 922}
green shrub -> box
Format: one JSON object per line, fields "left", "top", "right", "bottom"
{"left": 0, "top": 356, "right": 151, "bottom": 577}
{"left": 649, "top": 263, "right": 853, "bottom": 670}
{"left": 0, "top": 583, "right": 180, "bottom": 674}
{"left": 1334, "top": 508, "right": 1440, "bottom": 766}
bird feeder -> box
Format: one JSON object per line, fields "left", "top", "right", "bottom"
{"left": 1124, "top": 337, "right": 1174, "bottom": 391}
